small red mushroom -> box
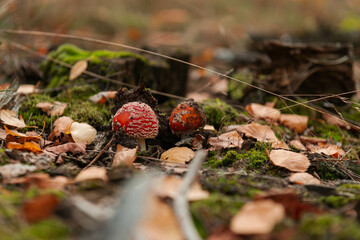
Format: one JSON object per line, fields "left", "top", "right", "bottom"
{"left": 169, "top": 99, "right": 206, "bottom": 139}
{"left": 112, "top": 102, "right": 158, "bottom": 151}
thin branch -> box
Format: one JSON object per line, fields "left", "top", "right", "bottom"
{"left": 83, "top": 138, "right": 114, "bottom": 170}
{"left": 173, "top": 150, "right": 207, "bottom": 240}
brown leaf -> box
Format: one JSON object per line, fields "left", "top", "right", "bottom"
{"left": 7, "top": 141, "right": 42, "bottom": 153}
{"left": 208, "top": 131, "right": 243, "bottom": 150}
{"left": 256, "top": 189, "right": 322, "bottom": 220}
{"left": 271, "top": 141, "right": 290, "bottom": 149}
{"left": 48, "top": 116, "right": 74, "bottom": 141}
{"left": 160, "top": 147, "right": 195, "bottom": 164}
{"left": 4, "top": 173, "right": 68, "bottom": 190}
{"left": 322, "top": 113, "right": 352, "bottom": 130}
{"left": 112, "top": 144, "right": 138, "bottom": 167}
{"left": 289, "top": 140, "right": 306, "bottom": 151}
{"left": 307, "top": 143, "right": 345, "bottom": 159}
{"left": 0, "top": 109, "right": 26, "bottom": 128}
{"left": 16, "top": 84, "right": 37, "bottom": 95}
{"left": 155, "top": 175, "right": 209, "bottom": 201}
{"left": 74, "top": 166, "right": 108, "bottom": 182}
{"left": 45, "top": 142, "right": 86, "bottom": 155}
{"left": 279, "top": 114, "right": 308, "bottom": 133}
{"left": 268, "top": 149, "right": 310, "bottom": 172}
{"left": 69, "top": 60, "right": 88, "bottom": 81}
{"left": 299, "top": 135, "right": 327, "bottom": 145}
{"left": 21, "top": 194, "right": 60, "bottom": 223}
{"left": 289, "top": 172, "right": 321, "bottom": 185}
{"left": 230, "top": 199, "right": 285, "bottom": 235}
{"left": 191, "top": 134, "right": 205, "bottom": 150}
{"left": 138, "top": 192, "right": 184, "bottom": 240}
{"left": 89, "top": 91, "right": 117, "bottom": 104}
{"left": 36, "top": 101, "right": 67, "bottom": 117}
{"left": 246, "top": 103, "right": 281, "bottom": 122}
{"left": 236, "top": 122, "right": 278, "bottom": 142}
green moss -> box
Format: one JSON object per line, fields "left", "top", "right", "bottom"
{"left": 238, "top": 142, "right": 270, "bottom": 170}
{"left": 298, "top": 214, "right": 360, "bottom": 240}
{"left": 339, "top": 183, "right": 360, "bottom": 191}
{"left": 190, "top": 193, "right": 244, "bottom": 237}
{"left": 56, "top": 84, "right": 100, "bottom": 102}
{"left": 204, "top": 150, "right": 239, "bottom": 168}
{"left": 19, "top": 94, "right": 54, "bottom": 129}
{"left": 202, "top": 98, "right": 240, "bottom": 130}
{"left": 319, "top": 195, "right": 352, "bottom": 208}
{"left": 40, "top": 43, "right": 147, "bottom": 88}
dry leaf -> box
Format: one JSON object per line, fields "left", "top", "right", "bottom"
{"left": 208, "top": 131, "right": 243, "bottom": 150}
{"left": 69, "top": 60, "right": 88, "bottom": 81}
{"left": 279, "top": 114, "right": 308, "bottom": 133}
{"left": 0, "top": 83, "right": 10, "bottom": 90}
{"left": 48, "top": 116, "right": 74, "bottom": 141}
{"left": 7, "top": 141, "right": 42, "bottom": 153}
{"left": 271, "top": 141, "right": 290, "bottom": 149}
{"left": 21, "top": 194, "right": 60, "bottom": 223}
{"left": 268, "top": 149, "right": 310, "bottom": 172}
{"left": 89, "top": 91, "right": 117, "bottom": 104}
{"left": 155, "top": 175, "right": 209, "bottom": 201}
{"left": 0, "top": 163, "right": 37, "bottom": 178}
{"left": 307, "top": 143, "right": 345, "bottom": 159}
{"left": 160, "top": 147, "right": 195, "bottom": 164}
{"left": 230, "top": 199, "right": 285, "bottom": 235}
{"left": 322, "top": 113, "right": 351, "bottom": 130}
{"left": 299, "top": 136, "right": 327, "bottom": 145}
{"left": 138, "top": 192, "right": 184, "bottom": 240}
{"left": 236, "top": 122, "right": 278, "bottom": 142}
{"left": 289, "top": 140, "right": 306, "bottom": 151}
{"left": 0, "top": 109, "right": 26, "bottom": 128}
{"left": 246, "top": 103, "right": 281, "bottom": 122}
{"left": 74, "top": 166, "right": 108, "bottom": 182}
{"left": 192, "top": 134, "right": 205, "bottom": 150}
{"left": 112, "top": 144, "right": 138, "bottom": 167}
{"left": 16, "top": 84, "right": 37, "bottom": 95}
{"left": 70, "top": 122, "right": 97, "bottom": 144}
{"left": 4, "top": 173, "right": 68, "bottom": 190}
{"left": 45, "top": 142, "right": 86, "bottom": 155}
{"left": 289, "top": 172, "right": 321, "bottom": 185}
{"left": 36, "top": 101, "right": 67, "bottom": 117}
{"left": 256, "top": 189, "right": 322, "bottom": 220}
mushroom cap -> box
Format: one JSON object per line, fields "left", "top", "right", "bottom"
{"left": 169, "top": 100, "right": 206, "bottom": 133}
{"left": 112, "top": 102, "right": 159, "bottom": 139}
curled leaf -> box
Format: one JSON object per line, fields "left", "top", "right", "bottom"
{"left": 160, "top": 147, "right": 195, "bottom": 164}
{"left": 89, "top": 91, "right": 117, "bottom": 104}
{"left": 208, "top": 131, "right": 243, "bottom": 150}
{"left": 74, "top": 166, "right": 108, "bottom": 182}
{"left": 36, "top": 101, "right": 67, "bottom": 117}
{"left": 246, "top": 103, "right": 281, "bottom": 122}
{"left": 0, "top": 109, "right": 26, "bottom": 128}
{"left": 69, "top": 60, "right": 88, "bottom": 81}
{"left": 236, "top": 122, "right": 278, "bottom": 143}
{"left": 268, "top": 149, "right": 310, "bottom": 172}
{"left": 279, "top": 114, "right": 308, "bottom": 134}
{"left": 112, "top": 144, "right": 138, "bottom": 166}
{"left": 289, "top": 173, "right": 321, "bottom": 185}
{"left": 70, "top": 122, "right": 97, "bottom": 144}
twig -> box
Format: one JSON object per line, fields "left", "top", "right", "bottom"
{"left": 173, "top": 150, "right": 207, "bottom": 240}
{"left": 83, "top": 138, "right": 114, "bottom": 170}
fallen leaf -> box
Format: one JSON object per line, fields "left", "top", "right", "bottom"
{"left": 246, "top": 103, "right": 281, "bottom": 122}
{"left": 191, "top": 134, "right": 205, "bottom": 150}
{"left": 16, "top": 84, "right": 37, "bottom": 95}
{"left": 289, "top": 172, "right": 321, "bottom": 185}
{"left": 0, "top": 109, "right": 26, "bottom": 128}
{"left": 69, "top": 60, "right": 88, "bottom": 81}
{"left": 74, "top": 166, "right": 108, "bottom": 182}
{"left": 155, "top": 175, "right": 209, "bottom": 201}
{"left": 289, "top": 140, "right": 306, "bottom": 151}
{"left": 0, "top": 163, "right": 37, "bottom": 178}
{"left": 4, "top": 172, "right": 68, "bottom": 190}
{"left": 322, "top": 113, "right": 351, "bottom": 130}
{"left": 70, "top": 122, "right": 97, "bottom": 144}
{"left": 138, "top": 192, "right": 184, "bottom": 240}
{"left": 89, "top": 91, "right": 117, "bottom": 104}
{"left": 48, "top": 116, "right": 74, "bottom": 141}
{"left": 160, "top": 147, "right": 195, "bottom": 164}
{"left": 208, "top": 131, "right": 243, "bottom": 150}
{"left": 307, "top": 143, "right": 346, "bottom": 159}
{"left": 299, "top": 135, "right": 327, "bottom": 145}
{"left": 7, "top": 141, "right": 42, "bottom": 153}
{"left": 45, "top": 142, "right": 86, "bottom": 155}
{"left": 112, "top": 144, "right": 138, "bottom": 166}
{"left": 236, "top": 122, "right": 278, "bottom": 142}
{"left": 21, "top": 194, "right": 60, "bottom": 223}
{"left": 36, "top": 101, "right": 67, "bottom": 117}
{"left": 268, "top": 149, "right": 310, "bottom": 172}
{"left": 0, "top": 83, "right": 10, "bottom": 90}
{"left": 271, "top": 141, "right": 290, "bottom": 149}
{"left": 279, "top": 114, "right": 308, "bottom": 133}
{"left": 256, "top": 189, "right": 322, "bottom": 220}
{"left": 230, "top": 199, "right": 285, "bottom": 235}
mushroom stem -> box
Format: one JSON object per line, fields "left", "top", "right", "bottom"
{"left": 137, "top": 138, "right": 146, "bottom": 151}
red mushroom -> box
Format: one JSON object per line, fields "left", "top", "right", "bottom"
{"left": 169, "top": 99, "right": 206, "bottom": 139}
{"left": 113, "top": 102, "right": 158, "bottom": 151}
